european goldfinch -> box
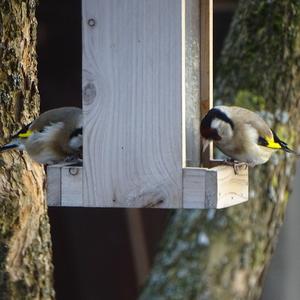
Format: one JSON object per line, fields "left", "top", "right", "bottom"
{"left": 0, "top": 107, "right": 82, "bottom": 165}
{"left": 200, "top": 106, "right": 297, "bottom": 167}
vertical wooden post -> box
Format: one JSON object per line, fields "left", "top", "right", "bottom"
{"left": 185, "top": 0, "right": 201, "bottom": 168}
{"left": 200, "top": 0, "right": 213, "bottom": 167}
{"left": 82, "top": 0, "right": 183, "bottom": 208}
{"left": 125, "top": 210, "right": 150, "bottom": 287}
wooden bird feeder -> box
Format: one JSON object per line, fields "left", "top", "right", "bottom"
{"left": 47, "top": 0, "right": 248, "bottom": 208}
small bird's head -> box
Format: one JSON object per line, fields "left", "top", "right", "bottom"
{"left": 200, "top": 108, "right": 234, "bottom": 142}
{"left": 69, "top": 127, "right": 82, "bottom": 153}
{"left": 200, "top": 107, "right": 235, "bottom": 153}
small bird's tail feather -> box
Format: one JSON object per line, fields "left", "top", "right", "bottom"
{"left": 0, "top": 143, "right": 19, "bottom": 152}
{"left": 272, "top": 130, "right": 300, "bottom": 155}
{"left": 281, "top": 144, "right": 299, "bottom": 155}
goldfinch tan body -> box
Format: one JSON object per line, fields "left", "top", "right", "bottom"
{"left": 0, "top": 107, "right": 82, "bottom": 165}
{"left": 200, "top": 106, "right": 296, "bottom": 166}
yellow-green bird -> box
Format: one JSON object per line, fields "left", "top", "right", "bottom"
{"left": 200, "top": 105, "right": 298, "bottom": 167}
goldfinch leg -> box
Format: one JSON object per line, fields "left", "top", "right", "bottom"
{"left": 222, "top": 159, "right": 248, "bottom": 175}
{"left": 233, "top": 162, "right": 248, "bottom": 175}
{"left": 64, "top": 155, "right": 83, "bottom": 166}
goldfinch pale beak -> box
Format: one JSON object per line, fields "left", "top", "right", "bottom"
{"left": 202, "top": 138, "right": 210, "bottom": 153}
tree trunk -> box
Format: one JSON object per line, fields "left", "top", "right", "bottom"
{"left": 0, "top": 1, "right": 54, "bottom": 299}
{"left": 140, "top": 1, "right": 300, "bottom": 299}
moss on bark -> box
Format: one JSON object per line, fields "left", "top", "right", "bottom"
{"left": 0, "top": 1, "right": 54, "bottom": 299}
{"left": 140, "top": 1, "right": 300, "bottom": 299}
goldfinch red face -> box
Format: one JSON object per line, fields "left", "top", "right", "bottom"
{"left": 200, "top": 108, "right": 234, "bottom": 141}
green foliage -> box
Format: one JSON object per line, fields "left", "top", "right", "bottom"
{"left": 235, "top": 90, "right": 266, "bottom": 110}
{"left": 216, "top": 0, "right": 300, "bottom": 112}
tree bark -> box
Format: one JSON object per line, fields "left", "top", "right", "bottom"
{"left": 0, "top": 1, "right": 54, "bottom": 299}
{"left": 140, "top": 1, "right": 300, "bottom": 300}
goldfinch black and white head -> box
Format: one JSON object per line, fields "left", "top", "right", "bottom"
{"left": 0, "top": 107, "right": 82, "bottom": 165}
{"left": 200, "top": 106, "right": 297, "bottom": 166}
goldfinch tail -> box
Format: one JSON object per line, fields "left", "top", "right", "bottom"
{"left": 280, "top": 144, "right": 299, "bottom": 155}
{"left": 271, "top": 130, "right": 299, "bottom": 155}
{"left": 0, "top": 143, "right": 19, "bottom": 152}
{"left": 259, "top": 131, "right": 299, "bottom": 155}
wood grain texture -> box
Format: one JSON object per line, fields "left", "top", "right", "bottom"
{"left": 183, "top": 165, "right": 248, "bottom": 208}
{"left": 61, "top": 166, "right": 83, "bottom": 206}
{"left": 185, "top": 0, "right": 201, "bottom": 167}
{"left": 47, "top": 166, "right": 61, "bottom": 206}
{"left": 47, "top": 164, "right": 248, "bottom": 208}
{"left": 82, "top": 0, "right": 183, "bottom": 207}
{"left": 214, "top": 165, "right": 248, "bottom": 208}
{"left": 47, "top": 165, "right": 83, "bottom": 207}
{"left": 46, "top": 0, "right": 249, "bottom": 210}
{"left": 182, "top": 168, "right": 204, "bottom": 208}
{"left": 200, "top": 0, "right": 213, "bottom": 166}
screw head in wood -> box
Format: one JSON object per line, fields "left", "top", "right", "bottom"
{"left": 69, "top": 168, "right": 79, "bottom": 176}
{"left": 88, "top": 18, "right": 96, "bottom": 27}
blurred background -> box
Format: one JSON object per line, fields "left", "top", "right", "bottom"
{"left": 37, "top": 0, "right": 300, "bottom": 299}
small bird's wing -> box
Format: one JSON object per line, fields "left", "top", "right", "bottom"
{"left": 248, "top": 119, "right": 296, "bottom": 153}
{"left": 229, "top": 106, "right": 297, "bottom": 153}
{"left": 245, "top": 118, "right": 273, "bottom": 144}
{"left": 0, "top": 123, "right": 33, "bottom": 152}
{"left": 258, "top": 129, "right": 298, "bottom": 154}
{"left": 248, "top": 117, "right": 298, "bottom": 154}
{"left": 30, "top": 107, "right": 82, "bottom": 132}
{"left": 0, "top": 107, "right": 82, "bottom": 154}
{"left": 228, "top": 106, "right": 274, "bottom": 143}
{"left": 11, "top": 123, "right": 33, "bottom": 138}
{"left": 2, "top": 107, "right": 81, "bottom": 143}
{"left": 29, "top": 108, "right": 82, "bottom": 156}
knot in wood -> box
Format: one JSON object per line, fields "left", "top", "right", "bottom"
{"left": 83, "top": 82, "right": 96, "bottom": 104}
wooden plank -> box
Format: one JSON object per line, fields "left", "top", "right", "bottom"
{"left": 214, "top": 165, "right": 248, "bottom": 208}
{"left": 200, "top": 0, "right": 213, "bottom": 166}
{"left": 183, "top": 167, "right": 215, "bottom": 208}
{"left": 183, "top": 165, "right": 248, "bottom": 209}
{"left": 47, "top": 165, "right": 83, "bottom": 207}
{"left": 46, "top": 0, "right": 249, "bottom": 209}
{"left": 61, "top": 166, "right": 83, "bottom": 207}
{"left": 182, "top": 168, "right": 205, "bottom": 208}
{"left": 47, "top": 165, "right": 61, "bottom": 206}
{"left": 82, "top": 0, "right": 183, "bottom": 207}
{"left": 125, "top": 210, "right": 150, "bottom": 287}
{"left": 47, "top": 164, "right": 248, "bottom": 208}
{"left": 185, "top": 0, "right": 201, "bottom": 167}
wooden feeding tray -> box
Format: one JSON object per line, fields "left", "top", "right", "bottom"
{"left": 47, "top": 164, "right": 248, "bottom": 208}
{"left": 47, "top": 0, "right": 248, "bottom": 209}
